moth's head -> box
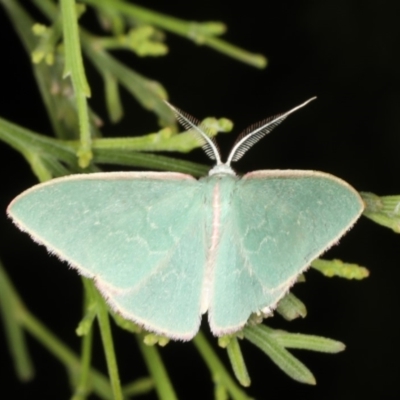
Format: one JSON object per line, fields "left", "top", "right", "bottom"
{"left": 165, "top": 97, "right": 316, "bottom": 176}
{"left": 208, "top": 164, "right": 236, "bottom": 176}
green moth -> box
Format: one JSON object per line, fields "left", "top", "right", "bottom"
{"left": 7, "top": 98, "right": 364, "bottom": 340}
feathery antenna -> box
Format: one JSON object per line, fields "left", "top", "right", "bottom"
{"left": 226, "top": 97, "right": 316, "bottom": 166}
{"left": 164, "top": 101, "right": 222, "bottom": 165}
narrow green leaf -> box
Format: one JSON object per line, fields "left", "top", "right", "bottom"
{"left": 103, "top": 71, "right": 123, "bottom": 122}
{"left": 72, "top": 279, "right": 95, "bottom": 400}
{"left": 70, "top": 330, "right": 94, "bottom": 399}
{"left": 311, "top": 259, "right": 369, "bottom": 280}
{"left": 203, "top": 36, "right": 267, "bottom": 68}
{"left": 93, "top": 149, "right": 209, "bottom": 176}
{"left": 225, "top": 337, "right": 251, "bottom": 387}
{"left": 21, "top": 151, "right": 54, "bottom": 182}
{"left": 71, "top": 277, "right": 96, "bottom": 400}
{"left": 361, "top": 192, "right": 400, "bottom": 233}
{"left": 39, "top": 155, "right": 77, "bottom": 177}
{"left": 277, "top": 293, "right": 307, "bottom": 321}
{"left": 75, "top": 308, "right": 96, "bottom": 337}
{"left": 91, "top": 129, "right": 197, "bottom": 153}
{"left": 122, "top": 377, "right": 154, "bottom": 397}
{"left": 193, "top": 332, "right": 252, "bottom": 400}
{"left": 93, "top": 287, "right": 123, "bottom": 400}
{"left": 270, "top": 330, "right": 345, "bottom": 353}
{"left": 0, "top": 259, "right": 35, "bottom": 381}
{"left": 215, "top": 381, "right": 229, "bottom": 400}
{"left": 244, "top": 325, "right": 316, "bottom": 385}
{"left": 90, "top": 115, "right": 233, "bottom": 154}
{"left": 75, "top": 279, "right": 97, "bottom": 337}
{"left": 61, "top": 0, "right": 93, "bottom": 167}
{"left": 136, "top": 336, "right": 178, "bottom": 400}
{"left": 95, "top": 5, "right": 126, "bottom": 36}
{"left": 61, "top": 0, "right": 90, "bottom": 95}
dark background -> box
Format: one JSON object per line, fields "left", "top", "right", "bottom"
{"left": 1, "top": 1, "right": 399, "bottom": 399}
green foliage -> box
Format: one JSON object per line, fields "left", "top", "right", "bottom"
{"left": 0, "top": 0, "right": 397, "bottom": 399}
{"left": 311, "top": 259, "right": 369, "bottom": 280}
{"left": 361, "top": 192, "right": 400, "bottom": 233}
{"left": 276, "top": 293, "right": 307, "bottom": 320}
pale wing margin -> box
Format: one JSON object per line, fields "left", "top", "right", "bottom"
{"left": 209, "top": 170, "right": 364, "bottom": 335}
{"left": 7, "top": 172, "right": 208, "bottom": 340}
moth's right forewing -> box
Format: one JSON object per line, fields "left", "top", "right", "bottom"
{"left": 7, "top": 172, "right": 208, "bottom": 340}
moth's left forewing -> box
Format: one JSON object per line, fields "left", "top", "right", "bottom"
{"left": 241, "top": 169, "right": 364, "bottom": 256}
{"left": 209, "top": 169, "right": 364, "bottom": 336}
{"left": 243, "top": 169, "right": 365, "bottom": 224}
{"left": 239, "top": 169, "right": 364, "bottom": 284}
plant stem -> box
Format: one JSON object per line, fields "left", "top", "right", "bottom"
{"left": 93, "top": 287, "right": 123, "bottom": 400}
{"left": 136, "top": 337, "right": 178, "bottom": 400}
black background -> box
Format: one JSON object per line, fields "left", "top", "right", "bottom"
{"left": 1, "top": 1, "right": 399, "bottom": 399}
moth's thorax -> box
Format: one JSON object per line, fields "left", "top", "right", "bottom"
{"left": 201, "top": 173, "right": 239, "bottom": 250}
{"left": 201, "top": 172, "right": 239, "bottom": 206}
{"left": 200, "top": 173, "right": 239, "bottom": 314}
